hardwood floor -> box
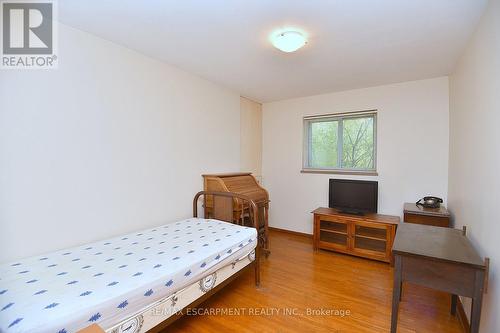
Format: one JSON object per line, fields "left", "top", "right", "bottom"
{"left": 165, "top": 230, "right": 463, "bottom": 333}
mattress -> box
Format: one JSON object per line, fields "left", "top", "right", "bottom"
{"left": 0, "top": 218, "right": 257, "bottom": 333}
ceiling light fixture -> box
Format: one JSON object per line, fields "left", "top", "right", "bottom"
{"left": 270, "top": 29, "right": 307, "bottom": 53}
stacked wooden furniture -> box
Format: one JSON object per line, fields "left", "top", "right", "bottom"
{"left": 203, "top": 172, "right": 270, "bottom": 256}
{"left": 403, "top": 202, "right": 451, "bottom": 227}
{"left": 312, "top": 207, "right": 399, "bottom": 263}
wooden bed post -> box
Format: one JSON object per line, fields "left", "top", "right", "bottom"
{"left": 193, "top": 190, "right": 261, "bottom": 287}
{"left": 248, "top": 194, "right": 261, "bottom": 287}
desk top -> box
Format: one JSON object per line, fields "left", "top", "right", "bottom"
{"left": 202, "top": 172, "right": 252, "bottom": 178}
{"left": 392, "top": 223, "right": 485, "bottom": 269}
{"left": 403, "top": 202, "right": 450, "bottom": 217}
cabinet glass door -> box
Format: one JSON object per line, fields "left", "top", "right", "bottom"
{"left": 319, "top": 220, "right": 348, "bottom": 249}
{"left": 353, "top": 224, "right": 387, "bottom": 255}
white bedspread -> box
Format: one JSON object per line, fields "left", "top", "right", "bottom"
{"left": 0, "top": 218, "right": 257, "bottom": 333}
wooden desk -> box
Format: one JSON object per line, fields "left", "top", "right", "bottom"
{"left": 391, "top": 223, "right": 488, "bottom": 333}
{"left": 403, "top": 202, "right": 450, "bottom": 227}
{"left": 203, "top": 172, "right": 270, "bottom": 257}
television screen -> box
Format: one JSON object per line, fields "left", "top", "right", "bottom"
{"left": 329, "top": 179, "right": 378, "bottom": 214}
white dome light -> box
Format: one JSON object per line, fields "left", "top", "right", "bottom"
{"left": 271, "top": 30, "right": 307, "bottom": 53}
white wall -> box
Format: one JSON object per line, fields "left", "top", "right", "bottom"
{"left": 448, "top": 0, "right": 500, "bottom": 331}
{"left": 0, "top": 24, "right": 241, "bottom": 263}
{"left": 262, "top": 77, "right": 449, "bottom": 233}
{"left": 240, "top": 97, "right": 262, "bottom": 179}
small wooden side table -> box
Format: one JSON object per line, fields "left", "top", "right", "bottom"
{"left": 403, "top": 202, "right": 450, "bottom": 227}
{"left": 391, "top": 223, "right": 489, "bottom": 333}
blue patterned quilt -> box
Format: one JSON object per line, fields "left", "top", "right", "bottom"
{"left": 0, "top": 218, "right": 257, "bottom": 333}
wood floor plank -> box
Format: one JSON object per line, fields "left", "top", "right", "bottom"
{"left": 164, "top": 230, "right": 463, "bottom": 333}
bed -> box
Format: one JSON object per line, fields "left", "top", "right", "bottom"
{"left": 0, "top": 191, "right": 261, "bottom": 333}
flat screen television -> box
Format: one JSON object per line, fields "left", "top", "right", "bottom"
{"left": 329, "top": 179, "right": 378, "bottom": 215}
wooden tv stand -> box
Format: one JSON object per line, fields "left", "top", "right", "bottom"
{"left": 312, "top": 207, "right": 399, "bottom": 263}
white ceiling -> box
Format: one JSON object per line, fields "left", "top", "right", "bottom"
{"left": 58, "top": 0, "right": 487, "bottom": 102}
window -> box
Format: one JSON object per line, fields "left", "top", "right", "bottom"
{"left": 303, "top": 111, "right": 377, "bottom": 174}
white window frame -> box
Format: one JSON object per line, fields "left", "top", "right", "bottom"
{"left": 302, "top": 110, "right": 378, "bottom": 175}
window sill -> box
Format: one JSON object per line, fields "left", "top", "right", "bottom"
{"left": 301, "top": 169, "right": 378, "bottom": 176}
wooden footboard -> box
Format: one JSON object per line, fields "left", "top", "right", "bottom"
{"left": 193, "top": 190, "right": 261, "bottom": 287}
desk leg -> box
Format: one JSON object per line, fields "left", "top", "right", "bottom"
{"left": 391, "top": 255, "right": 402, "bottom": 333}
{"left": 451, "top": 294, "right": 457, "bottom": 315}
{"left": 470, "top": 270, "right": 485, "bottom": 333}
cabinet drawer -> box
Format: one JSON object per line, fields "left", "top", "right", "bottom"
{"left": 404, "top": 213, "right": 449, "bottom": 227}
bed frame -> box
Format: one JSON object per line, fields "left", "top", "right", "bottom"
{"left": 79, "top": 191, "right": 261, "bottom": 333}
{"left": 193, "top": 190, "right": 261, "bottom": 287}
